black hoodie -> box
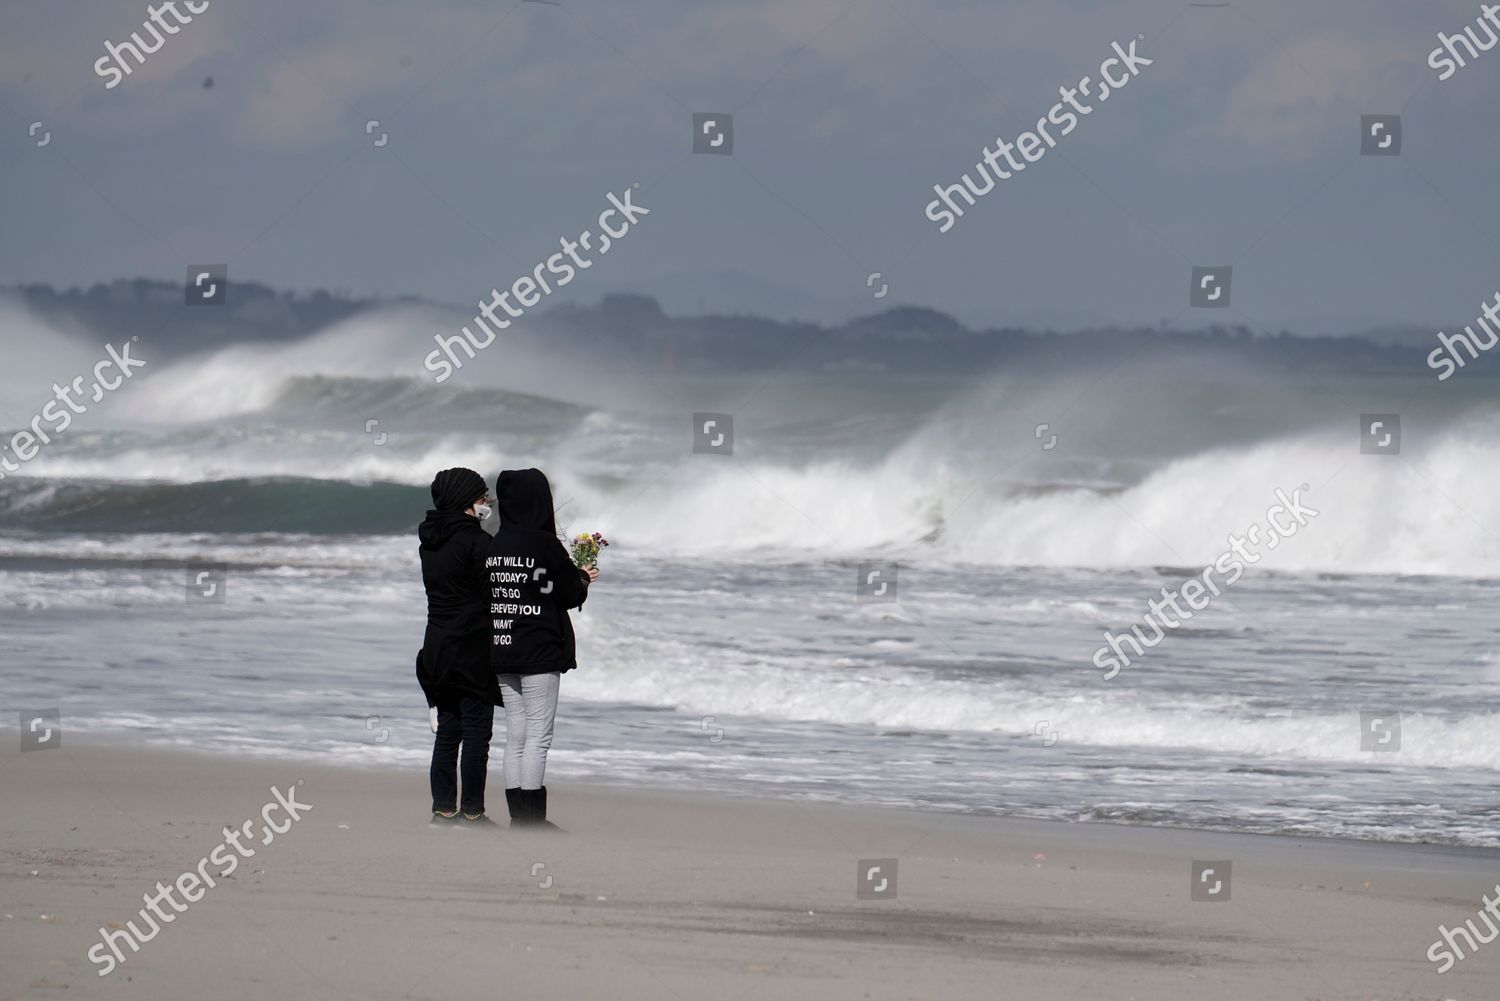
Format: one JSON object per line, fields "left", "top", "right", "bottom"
{"left": 417, "top": 508, "right": 502, "bottom": 705}
{"left": 485, "top": 469, "right": 590, "bottom": 675}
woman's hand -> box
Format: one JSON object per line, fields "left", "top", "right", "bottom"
{"left": 582, "top": 565, "right": 600, "bottom": 583}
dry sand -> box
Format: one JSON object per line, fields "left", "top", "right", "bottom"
{"left": 1, "top": 740, "right": 1495, "bottom": 1000}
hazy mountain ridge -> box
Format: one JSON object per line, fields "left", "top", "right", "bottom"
{"left": 0, "top": 280, "right": 1463, "bottom": 376}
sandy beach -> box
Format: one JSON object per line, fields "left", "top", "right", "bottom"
{"left": 1, "top": 741, "right": 1494, "bottom": 1001}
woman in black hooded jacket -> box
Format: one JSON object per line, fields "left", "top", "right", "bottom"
{"left": 418, "top": 468, "right": 502, "bottom": 822}
{"left": 485, "top": 468, "right": 598, "bottom": 826}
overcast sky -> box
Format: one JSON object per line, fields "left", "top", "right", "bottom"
{"left": 2, "top": 0, "right": 1499, "bottom": 333}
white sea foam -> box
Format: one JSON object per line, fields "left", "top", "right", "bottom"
{"left": 549, "top": 425, "right": 1500, "bottom": 577}
{"left": 564, "top": 654, "right": 1500, "bottom": 771}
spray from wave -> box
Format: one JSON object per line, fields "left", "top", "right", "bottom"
{"left": 3, "top": 305, "right": 1499, "bottom": 576}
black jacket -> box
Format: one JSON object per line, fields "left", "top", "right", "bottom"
{"left": 486, "top": 469, "right": 589, "bottom": 675}
{"left": 418, "top": 509, "right": 503, "bottom": 705}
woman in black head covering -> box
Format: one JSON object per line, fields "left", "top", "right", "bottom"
{"left": 485, "top": 468, "right": 599, "bottom": 827}
{"left": 418, "top": 467, "right": 501, "bottom": 822}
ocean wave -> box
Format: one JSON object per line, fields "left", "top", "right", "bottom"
{"left": 564, "top": 656, "right": 1500, "bottom": 771}
{"left": 4, "top": 329, "right": 1500, "bottom": 576}
{"left": 5, "top": 413, "right": 1500, "bottom": 577}
{"left": 0, "top": 477, "right": 433, "bottom": 534}
{"left": 549, "top": 421, "right": 1500, "bottom": 577}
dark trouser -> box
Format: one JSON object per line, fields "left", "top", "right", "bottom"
{"left": 430, "top": 694, "right": 495, "bottom": 815}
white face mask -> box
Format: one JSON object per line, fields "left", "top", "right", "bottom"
{"left": 472, "top": 503, "right": 492, "bottom": 522}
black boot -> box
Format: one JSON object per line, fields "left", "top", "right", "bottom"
{"left": 526, "top": 787, "right": 560, "bottom": 829}
{"left": 509, "top": 787, "right": 552, "bottom": 828}
{"left": 531, "top": 786, "right": 547, "bottom": 824}
{"left": 505, "top": 787, "right": 524, "bottom": 824}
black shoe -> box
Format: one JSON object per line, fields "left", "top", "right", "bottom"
{"left": 505, "top": 787, "right": 524, "bottom": 823}
{"left": 431, "top": 811, "right": 459, "bottom": 825}
{"left": 461, "top": 812, "right": 496, "bottom": 826}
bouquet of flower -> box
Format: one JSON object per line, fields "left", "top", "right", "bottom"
{"left": 570, "top": 531, "right": 609, "bottom": 567}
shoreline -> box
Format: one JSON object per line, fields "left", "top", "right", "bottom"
{"left": 3, "top": 740, "right": 1497, "bottom": 1000}
{"left": 30, "top": 732, "right": 1500, "bottom": 855}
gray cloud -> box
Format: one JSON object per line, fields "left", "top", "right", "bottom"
{"left": 2, "top": 0, "right": 1498, "bottom": 332}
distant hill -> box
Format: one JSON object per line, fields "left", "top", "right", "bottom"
{"left": 536, "top": 293, "right": 1438, "bottom": 376}
{"left": 0, "top": 280, "right": 1457, "bottom": 376}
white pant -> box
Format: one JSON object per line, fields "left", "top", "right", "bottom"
{"left": 496, "top": 672, "right": 560, "bottom": 790}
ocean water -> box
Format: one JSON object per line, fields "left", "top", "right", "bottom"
{"left": 2, "top": 305, "right": 1499, "bottom": 846}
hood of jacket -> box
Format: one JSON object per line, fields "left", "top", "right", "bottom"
{"left": 418, "top": 508, "right": 481, "bottom": 550}
{"left": 496, "top": 468, "right": 558, "bottom": 537}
